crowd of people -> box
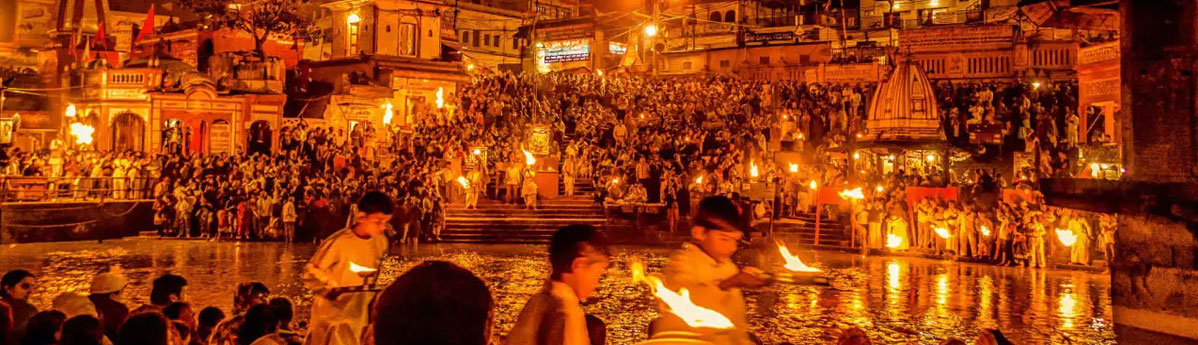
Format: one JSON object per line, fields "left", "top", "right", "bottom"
{"left": 0, "top": 70, "right": 1115, "bottom": 268}
{"left": 0, "top": 194, "right": 1022, "bottom": 345}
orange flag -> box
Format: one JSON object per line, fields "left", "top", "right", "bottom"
{"left": 135, "top": 4, "right": 155, "bottom": 43}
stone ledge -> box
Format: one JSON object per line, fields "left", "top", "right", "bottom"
{"left": 1114, "top": 306, "right": 1198, "bottom": 341}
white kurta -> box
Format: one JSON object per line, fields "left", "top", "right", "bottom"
{"left": 303, "top": 228, "right": 389, "bottom": 345}
{"left": 658, "top": 243, "right": 752, "bottom": 345}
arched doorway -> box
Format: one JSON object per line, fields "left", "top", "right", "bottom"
{"left": 112, "top": 112, "right": 145, "bottom": 151}
{"left": 248, "top": 120, "right": 272, "bottom": 155}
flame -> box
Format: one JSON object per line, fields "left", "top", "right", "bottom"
{"left": 809, "top": 180, "right": 818, "bottom": 190}
{"left": 926, "top": 154, "right": 936, "bottom": 162}
{"left": 435, "top": 87, "right": 445, "bottom": 109}
{"left": 788, "top": 163, "right": 799, "bottom": 173}
{"left": 629, "top": 258, "right": 735, "bottom": 329}
{"left": 522, "top": 149, "right": 536, "bottom": 165}
{"left": 349, "top": 262, "right": 378, "bottom": 274}
{"left": 612, "top": 178, "right": 620, "bottom": 184}
{"left": 70, "top": 122, "right": 95, "bottom": 145}
{"left": 839, "top": 187, "right": 864, "bottom": 200}
{"left": 472, "top": 148, "right": 481, "bottom": 155}
{"left": 694, "top": 176, "right": 703, "bottom": 184}
{"left": 65, "top": 104, "right": 77, "bottom": 118}
{"left": 853, "top": 152, "right": 860, "bottom": 160}
{"left": 466, "top": 63, "right": 475, "bottom": 71}
{"left": 1056, "top": 229, "right": 1077, "bottom": 247}
{"left": 749, "top": 161, "right": 759, "bottom": 178}
{"left": 886, "top": 233, "right": 903, "bottom": 248}
{"left": 630, "top": 258, "right": 646, "bottom": 284}
{"left": 776, "top": 240, "right": 821, "bottom": 272}
{"left": 980, "top": 225, "right": 991, "bottom": 237}
{"left": 935, "top": 227, "right": 951, "bottom": 239}
{"left": 457, "top": 176, "right": 470, "bottom": 189}
{"left": 875, "top": 185, "right": 885, "bottom": 193}
{"left": 382, "top": 102, "right": 394, "bottom": 125}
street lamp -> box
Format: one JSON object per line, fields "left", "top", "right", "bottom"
{"left": 644, "top": 23, "right": 658, "bottom": 37}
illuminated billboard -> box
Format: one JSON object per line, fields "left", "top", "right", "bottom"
{"left": 542, "top": 39, "right": 590, "bottom": 63}
{"left": 609, "top": 42, "right": 627, "bottom": 55}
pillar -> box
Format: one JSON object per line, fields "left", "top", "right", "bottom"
{"left": 1111, "top": 0, "right": 1198, "bottom": 342}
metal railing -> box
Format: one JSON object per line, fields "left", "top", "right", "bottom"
{"left": 0, "top": 177, "right": 158, "bottom": 203}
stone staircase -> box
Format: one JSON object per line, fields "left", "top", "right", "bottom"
{"left": 438, "top": 179, "right": 605, "bottom": 244}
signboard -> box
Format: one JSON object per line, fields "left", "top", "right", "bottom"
{"left": 1078, "top": 41, "right": 1119, "bottom": 66}
{"left": 540, "top": 25, "right": 592, "bottom": 42}
{"left": 746, "top": 31, "right": 795, "bottom": 43}
{"left": 823, "top": 63, "right": 879, "bottom": 83}
{"left": 209, "top": 122, "right": 232, "bottom": 153}
{"left": 1078, "top": 41, "right": 1120, "bottom": 107}
{"left": 609, "top": 42, "right": 627, "bottom": 55}
{"left": 901, "top": 25, "right": 1014, "bottom": 52}
{"left": 542, "top": 39, "right": 590, "bottom": 63}
{"left": 107, "top": 89, "right": 148, "bottom": 100}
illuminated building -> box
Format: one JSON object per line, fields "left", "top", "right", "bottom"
{"left": 294, "top": 0, "right": 468, "bottom": 134}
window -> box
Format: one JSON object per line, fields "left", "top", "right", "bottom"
{"left": 473, "top": 30, "right": 480, "bottom": 47}
{"left": 493, "top": 35, "right": 501, "bottom": 47}
{"left": 512, "top": 38, "right": 519, "bottom": 50}
{"left": 484, "top": 35, "right": 490, "bottom": 46}
{"left": 398, "top": 23, "right": 417, "bottom": 56}
{"left": 386, "top": 25, "right": 391, "bottom": 33}
{"left": 709, "top": 11, "right": 721, "bottom": 22}
{"left": 346, "top": 13, "right": 361, "bottom": 55}
{"left": 759, "top": 56, "right": 770, "bottom": 65}
{"left": 461, "top": 31, "right": 468, "bottom": 44}
{"left": 725, "top": 10, "right": 735, "bottom": 23}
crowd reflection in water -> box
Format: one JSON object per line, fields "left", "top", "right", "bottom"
{"left": 0, "top": 196, "right": 1113, "bottom": 345}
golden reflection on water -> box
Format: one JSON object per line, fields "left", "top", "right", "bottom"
{"left": 0, "top": 240, "right": 1115, "bottom": 345}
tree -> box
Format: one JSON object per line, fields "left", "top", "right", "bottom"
{"left": 184, "top": 0, "right": 315, "bottom": 59}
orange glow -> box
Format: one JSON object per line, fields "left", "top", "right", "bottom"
{"left": 70, "top": 122, "right": 95, "bottom": 145}
{"left": 839, "top": 187, "right": 864, "bottom": 200}
{"left": 522, "top": 149, "right": 536, "bottom": 165}
{"left": 776, "top": 240, "right": 821, "bottom": 273}
{"left": 382, "top": 102, "right": 394, "bottom": 125}
{"left": 457, "top": 176, "right": 470, "bottom": 189}
{"left": 788, "top": 163, "right": 799, "bottom": 173}
{"left": 1056, "top": 229, "right": 1077, "bottom": 247}
{"left": 886, "top": 233, "right": 902, "bottom": 248}
{"left": 694, "top": 176, "right": 703, "bottom": 184}
{"left": 435, "top": 87, "right": 445, "bottom": 109}
{"left": 628, "top": 258, "right": 734, "bottom": 329}
{"left": 349, "top": 262, "right": 377, "bottom": 274}
{"left": 935, "top": 227, "right": 951, "bottom": 239}
{"left": 809, "top": 180, "right": 818, "bottom": 190}
{"left": 749, "top": 161, "right": 759, "bottom": 178}
{"left": 980, "top": 225, "right": 991, "bottom": 237}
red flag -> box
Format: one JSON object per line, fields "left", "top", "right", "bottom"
{"left": 95, "top": 22, "right": 106, "bottom": 49}
{"left": 135, "top": 4, "right": 155, "bottom": 43}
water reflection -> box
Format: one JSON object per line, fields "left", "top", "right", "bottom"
{"left": 0, "top": 240, "right": 1114, "bottom": 345}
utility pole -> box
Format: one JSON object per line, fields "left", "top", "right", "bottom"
{"left": 839, "top": 0, "right": 848, "bottom": 51}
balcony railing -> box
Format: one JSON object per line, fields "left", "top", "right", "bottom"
{"left": 0, "top": 177, "right": 157, "bottom": 203}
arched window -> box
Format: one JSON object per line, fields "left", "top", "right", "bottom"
{"left": 709, "top": 11, "right": 721, "bottom": 22}
{"left": 724, "top": 10, "right": 735, "bottom": 23}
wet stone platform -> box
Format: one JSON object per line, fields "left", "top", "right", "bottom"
{"left": 0, "top": 240, "right": 1113, "bottom": 344}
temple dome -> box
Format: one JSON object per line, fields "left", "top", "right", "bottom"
{"left": 862, "top": 62, "right": 944, "bottom": 143}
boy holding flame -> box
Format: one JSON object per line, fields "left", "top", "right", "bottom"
{"left": 656, "top": 196, "right": 767, "bottom": 345}
{"left": 303, "top": 192, "right": 393, "bottom": 345}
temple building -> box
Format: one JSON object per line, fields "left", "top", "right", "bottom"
{"left": 293, "top": 0, "right": 469, "bottom": 137}
{"left": 32, "top": 0, "right": 290, "bottom": 154}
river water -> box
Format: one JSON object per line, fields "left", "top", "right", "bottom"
{"left": 0, "top": 240, "right": 1113, "bottom": 345}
